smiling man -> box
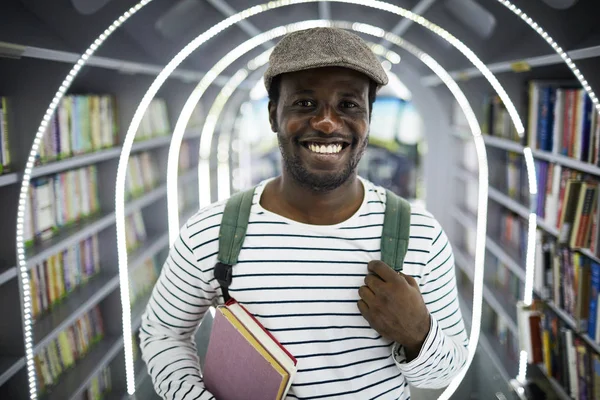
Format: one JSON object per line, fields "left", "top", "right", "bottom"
{"left": 140, "top": 27, "right": 469, "bottom": 400}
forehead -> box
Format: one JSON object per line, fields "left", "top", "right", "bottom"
{"left": 279, "top": 67, "right": 371, "bottom": 95}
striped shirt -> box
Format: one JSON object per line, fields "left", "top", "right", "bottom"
{"left": 140, "top": 177, "right": 469, "bottom": 400}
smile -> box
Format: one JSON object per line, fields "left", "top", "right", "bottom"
{"left": 302, "top": 142, "right": 349, "bottom": 155}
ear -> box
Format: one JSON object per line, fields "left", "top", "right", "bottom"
{"left": 268, "top": 100, "right": 278, "bottom": 133}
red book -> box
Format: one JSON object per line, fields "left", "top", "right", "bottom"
{"left": 203, "top": 298, "right": 297, "bottom": 400}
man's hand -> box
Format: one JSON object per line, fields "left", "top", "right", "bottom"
{"left": 357, "top": 260, "right": 431, "bottom": 361}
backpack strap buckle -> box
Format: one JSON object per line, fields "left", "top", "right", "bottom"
{"left": 214, "top": 262, "right": 233, "bottom": 288}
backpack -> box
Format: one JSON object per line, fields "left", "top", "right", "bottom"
{"left": 214, "top": 186, "right": 412, "bottom": 302}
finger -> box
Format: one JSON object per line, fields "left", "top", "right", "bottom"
{"left": 401, "top": 273, "right": 420, "bottom": 290}
{"left": 368, "top": 260, "right": 402, "bottom": 283}
{"left": 358, "top": 285, "right": 375, "bottom": 305}
{"left": 364, "top": 273, "right": 385, "bottom": 292}
{"left": 357, "top": 299, "right": 370, "bottom": 317}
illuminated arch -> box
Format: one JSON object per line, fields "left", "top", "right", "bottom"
{"left": 190, "top": 21, "right": 489, "bottom": 400}
{"left": 15, "top": 0, "right": 599, "bottom": 399}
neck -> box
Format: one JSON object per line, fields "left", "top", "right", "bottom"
{"left": 263, "top": 172, "right": 364, "bottom": 225}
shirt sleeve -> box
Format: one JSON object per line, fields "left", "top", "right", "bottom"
{"left": 139, "top": 222, "right": 218, "bottom": 400}
{"left": 392, "top": 216, "right": 469, "bottom": 389}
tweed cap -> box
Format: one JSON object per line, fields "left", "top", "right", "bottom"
{"left": 264, "top": 27, "right": 389, "bottom": 92}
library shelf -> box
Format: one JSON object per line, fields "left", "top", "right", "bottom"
{"left": 534, "top": 364, "right": 571, "bottom": 400}
{"left": 577, "top": 248, "right": 600, "bottom": 265}
{"left": 451, "top": 206, "right": 477, "bottom": 230}
{"left": 482, "top": 135, "right": 525, "bottom": 154}
{"left": 453, "top": 168, "right": 477, "bottom": 184}
{"left": 179, "top": 167, "right": 197, "bottom": 186}
{"left": 33, "top": 273, "right": 120, "bottom": 354}
{"left": 25, "top": 212, "right": 117, "bottom": 269}
{"left": 131, "top": 292, "right": 153, "bottom": 334}
{"left": 0, "top": 357, "right": 25, "bottom": 387}
{"left": 26, "top": 182, "right": 168, "bottom": 269}
{"left": 0, "top": 266, "right": 16, "bottom": 287}
{"left": 487, "top": 186, "right": 531, "bottom": 219}
{"left": 0, "top": 172, "right": 18, "bottom": 187}
{"left": 453, "top": 248, "right": 519, "bottom": 337}
{"left": 543, "top": 300, "right": 600, "bottom": 355}
{"left": 421, "top": 44, "right": 600, "bottom": 87}
{"left": 40, "top": 335, "right": 123, "bottom": 400}
{"left": 484, "top": 237, "right": 527, "bottom": 283}
{"left": 450, "top": 206, "right": 527, "bottom": 282}
{"left": 129, "top": 231, "right": 169, "bottom": 272}
{"left": 482, "top": 134, "right": 600, "bottom": 177}
{"left": 456, "top": 204, "right": 600, "bottom": 357}
{"left": 0, "top": 41, "right": 235, "bottom": 88}
{"left": 458, "top": 291, "right": 515, "bottom": 393}
{"left": 31, "top": 148, "right": 122, "bottom": 179}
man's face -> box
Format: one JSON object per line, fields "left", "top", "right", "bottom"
{"left": 269, "top": 67, "right": 371, "bottom": 192}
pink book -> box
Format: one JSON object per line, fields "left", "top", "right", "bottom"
{"left": 203, "top": 302, "right": 297, "bottom": 400}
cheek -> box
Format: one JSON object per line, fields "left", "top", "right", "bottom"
{"left": 283, "top": 118, "right": 305, "bottom": 137}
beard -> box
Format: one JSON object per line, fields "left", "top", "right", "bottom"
{"left": 277, "top": 132, "right": 368, "bottom": 193}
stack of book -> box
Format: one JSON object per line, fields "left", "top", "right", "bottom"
{"left": 30, "top": 234, "right": 101, "bottom": 320}
{"left": 35, "top": 306, "right": 105, "bottom": 392}
{"left": 129, "top": 256, "right": 158, "bottom": 306}
{"left": 527, "top": 81, "right": 599, "bottom": 163}
{"left": 124, "top": 211, "right": 147, "bottom": 254}
{"left": 204, "top": 298, "right": 298, "bottom": 400}
{"left": 24, "top": 166, "right": 100, "bottom": 246}
{"left": 135, "top": 98, "right": 171, "bottom": 141}
{"left": 83, "top": 366, "right": 111, "bottom": 400}
{"left": 39, "top": 94, "right": 117, "bottom": 164}
{"left": 125, "top": 152, "right": 159, "bottom": 199}
{"left": 0, "top": 97, "right": 11, "bottom": 174}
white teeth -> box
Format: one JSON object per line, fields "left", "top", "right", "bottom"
{"left": 308, "top": 143, "right": 343, "bottom": 154}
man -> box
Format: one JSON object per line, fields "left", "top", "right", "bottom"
{"left": 140, "top": 27, "right": 469, "bottom": 399}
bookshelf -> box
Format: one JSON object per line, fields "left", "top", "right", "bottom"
{"left": 0, "top": 42, "right": 204, "bottom": 396}
{"left": 450, "top": 44, "right": 600, "bottom": 395}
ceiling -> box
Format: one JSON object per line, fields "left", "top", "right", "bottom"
{"left": 2, "top": 0, "right": 599, "bottom": 95}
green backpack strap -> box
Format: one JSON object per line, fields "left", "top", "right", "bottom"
{"left": 381, "top": 189, "right": 412, "bottom": 272}
{"left": 214, "top": 186, "right": 256, "bottom": 302}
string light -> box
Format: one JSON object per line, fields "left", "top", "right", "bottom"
{"left": 15, "top": 1, "right": 153, "bottom": 396}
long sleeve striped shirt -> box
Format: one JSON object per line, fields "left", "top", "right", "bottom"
{"left": 139, "top": 177, "right": 469, "bottom": 399}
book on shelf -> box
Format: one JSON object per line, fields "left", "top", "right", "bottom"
{"left": 30, "top": 234, "right": 101, "bottom": 321}
{"left": 135, "top": 98, "right": 171, "bottom": 141}
{"left": 125, "top": 151, "right": 159, "bottom": 199}
{"left": 526, "top": 80, "right": 599, "bottom": 164}
{"left": 129, "top": 256, "right": 158, "bottom": 306}
{"left": 520, "top": 300, "right": 600, "bottom": 399}
{"left": 125, "top": 210, "right": 147, "bottom": 254}
{"left": 0, "top": 97, "right": 11, "bottom": 174}
{"left": 39, "top": 94, "right": 117, "bottom": 164}
{"left": 83, "top": 366, "right": 111, "bottom": 400}
{"left": 203, "top": 298, "right": 298, "bottom": 400}
{"left": 482, "top": 93, "right": 519, "bottom": 142}
{"left": 24, "top": 165, "right": 101, "bottom": 247}
{"left": 35, "top": 306, "right": 105, "bottom": 393}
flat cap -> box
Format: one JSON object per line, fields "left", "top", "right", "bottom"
{"left": 264, "top": 27, "right": 389, "bottom": 93}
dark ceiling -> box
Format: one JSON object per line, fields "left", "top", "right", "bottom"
{"left": 1, "top": 0, "right": 599, "bottom": 92}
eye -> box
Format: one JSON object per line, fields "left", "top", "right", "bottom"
{"left": 294, "top": 100, "right": 315, "bottom": 107}
{"left": 341, "top": 101, "right": 358, "bottom": 109}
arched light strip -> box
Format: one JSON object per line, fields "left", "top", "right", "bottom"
{"left": 497, "top": 0, "right": 600, "bottom": 114}
{"left": 120, "top": 0, "right": 533, "bottom": 396}
{"left": 14, "top": 1, "right": 152, "bottom": 398}
{"left": 494, "top": 0, "right": 600, "bottom": 383}
{"left": 151, "top": 2, "right": 533, "bottom": 398}
{"left": 202, "top": 21, "right": 489, "bottom": 399}
{"left": 165, "top": 0, "right": 529, "bottom": 244}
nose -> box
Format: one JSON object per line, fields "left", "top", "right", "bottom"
{"left": 310, "top": 105, "right": 342, "bottom": 134}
